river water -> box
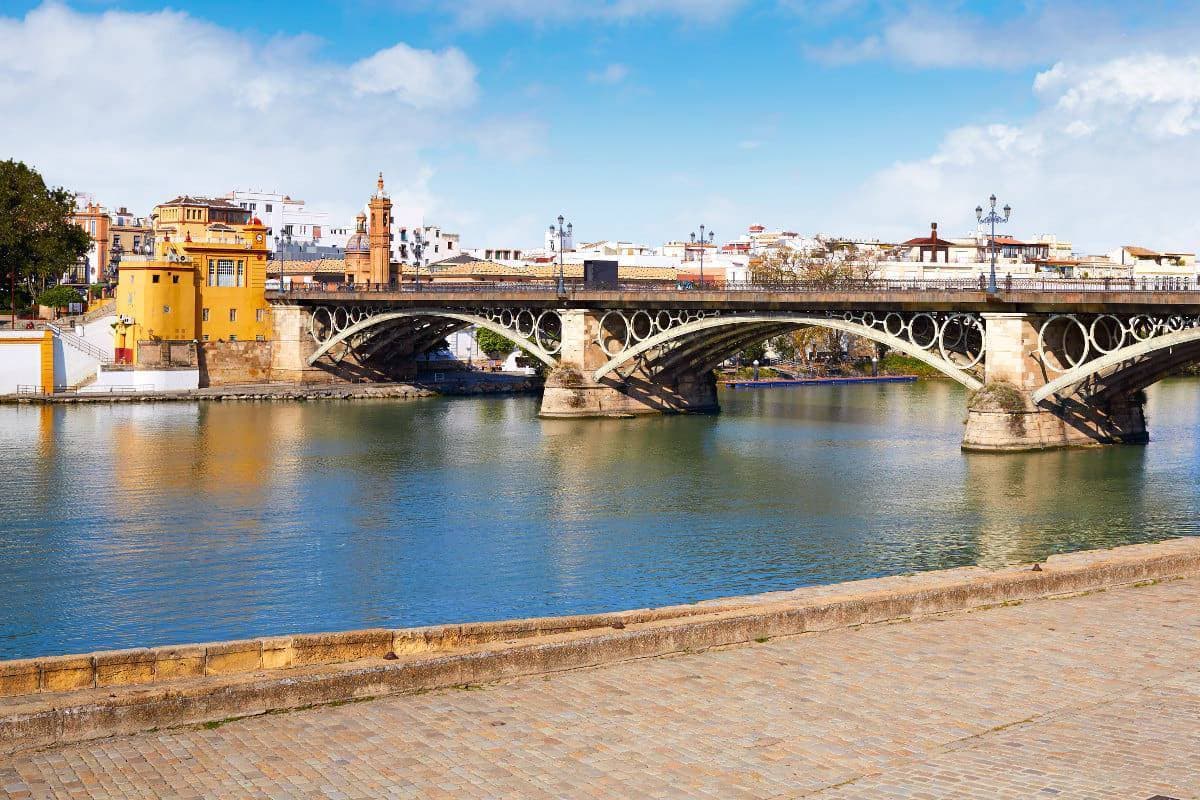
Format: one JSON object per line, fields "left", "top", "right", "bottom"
{"left": 2, "top": 380, "right": 1198, "bottom": 659}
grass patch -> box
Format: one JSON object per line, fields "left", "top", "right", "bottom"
{"left": 879, "top": 352, "right": 944, "bottom": 378}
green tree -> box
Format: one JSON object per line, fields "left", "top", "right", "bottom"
{"left": 0, "top": 159, "right": 90, "bottom": 319}
{"left": 474, "top": 327, "right": 516, "bottom": 357}
{"left": 37, "top": 284, "right": 84, "bottom": 314}
{"left": 740, "top": 341, "right": 768, "bottom": 364}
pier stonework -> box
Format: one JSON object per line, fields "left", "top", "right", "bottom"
{"left": 270, "top": 303, "right": 356, "bottom": 384}
{"left": 540, "top": 309, "right": 718, "bottom": 417}
{"left": 962, "top": 312, "right": 1148, "bottom": 452}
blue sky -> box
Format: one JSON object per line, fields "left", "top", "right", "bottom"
{"left": 3, "top": 1, "right": 1200, "bottom": 251}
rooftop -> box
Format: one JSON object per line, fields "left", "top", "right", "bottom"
{"left": 157, "top": 195, "right": 246, "bottom": 211}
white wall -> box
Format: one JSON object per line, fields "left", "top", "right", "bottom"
{"left": 0, "top": 333, "right": 45, "bottom": 394}
{"left": 79, "top": 315, "right": 116, "bottom": 358}
{"left": 81, "top": 367, "right": 199, "bottom": 393}
{"left": 53, "top": 337, "right": 96, "bottom": 388}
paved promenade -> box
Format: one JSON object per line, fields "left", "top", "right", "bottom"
{"left": 3, "top": 575, "right": 1199, "bottom": 799}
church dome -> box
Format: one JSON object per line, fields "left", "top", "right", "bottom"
{"left": 345, "top": 212, "right": 369, "bottom": 253}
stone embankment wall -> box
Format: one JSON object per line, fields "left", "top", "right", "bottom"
{"left": 1, "top": 538, "right": 1198, "bottom": 754}
{"left": 199, "top": 340, "right": 273, "bottom": 386}
{"left": 137, "top": 340, "right": 198, "bottom": 368}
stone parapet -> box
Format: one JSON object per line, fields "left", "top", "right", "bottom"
{"left": 2, "top": 538, "right": 1198, "bottom": 754}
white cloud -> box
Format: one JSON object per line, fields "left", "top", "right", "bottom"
{"left": 0, "top": 2, "right": 484, "bottom": 227}
{"left": 587, "top": 63, "right": 630, "bottom": 84}
{"left": 805, "top": 5, "right": 1200, "bottom": 70}
{"left": 349, "top": 43, "right": 478, "bottom": 109}
{"left": 848, "top": 51, "right": 1200, "bottom": 252}
{"left": 738, "top": 139, "right": 762, "bottom": 150}
{"left": 414, "top": 0, "right": 745, "bottom": 27}
{"left": 1036, "top": 55, "right": 1200, "bottom": 138}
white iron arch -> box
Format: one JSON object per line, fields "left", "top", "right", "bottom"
{"left": 1032, "top": 326, "right": 1200, "bottom": 404}
{"left": 307, "top": 310, "right": 560, "bottom": 367}
{"left": 593, "top": 314, "right": 984, "bottom": 390}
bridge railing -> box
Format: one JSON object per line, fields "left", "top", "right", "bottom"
{"left": 269, "top": 275, "right": 1195, "bottom": 297}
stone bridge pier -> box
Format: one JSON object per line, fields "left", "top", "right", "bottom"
{"left": 962, "top": 313, "right": 1148, "bottom": 452}
{"left": 540, "top": 310, "right": 718, "bottom": 417}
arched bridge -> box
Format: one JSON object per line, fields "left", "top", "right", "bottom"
{"left": 267, "top": 281, "right": 1200, "bottom": 452}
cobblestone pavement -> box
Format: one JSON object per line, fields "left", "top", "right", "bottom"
{"left": 3, "top": 576, "right": 1199, "bottom": 799}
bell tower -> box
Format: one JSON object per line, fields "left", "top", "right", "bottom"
{"left": 368, "top": 172, "right": 393, "bottom": 286}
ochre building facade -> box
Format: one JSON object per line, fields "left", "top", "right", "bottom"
{"left": 113, "top": 196, "right": 272, "bottom": 364}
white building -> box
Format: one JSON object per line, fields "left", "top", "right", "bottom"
{"left": 544, "top": 225, "right": 575, "bottom": 253}
{"left": 402, "top": 224, "right": 461, "bottom": 266}
{"left": 226, "top": 190, "right": 348, "bottom": 251}
{"left": 465, "top": 246, "right": 529, "bottom": 263}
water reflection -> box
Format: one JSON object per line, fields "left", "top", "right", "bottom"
{"left": 1, "top": 379, "right": 1197, "bottom": 658}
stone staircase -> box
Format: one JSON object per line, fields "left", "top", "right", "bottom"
{"left": 45, "top": 322, "right": 113, "bottom": 365}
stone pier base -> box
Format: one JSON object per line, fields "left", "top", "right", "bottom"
{"left": 539, "top": 370, "right": 718, "bottom": 418}
{"left": 962, "top": 397, "right": 1148, "bottom": 452}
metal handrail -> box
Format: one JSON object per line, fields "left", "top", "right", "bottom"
{"left": 268, "top": 275, "right": 1196, "bottom": 297}
{"left": 45, "top": 323, "right": 113, "bottom": 364}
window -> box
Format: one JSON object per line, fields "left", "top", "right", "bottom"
{"left": 237, "top": 260, "right": 245, "bottom": 286}
{"left": 229, "top": 334, "right": 238, "bottom": 342}
{"left": 172, "top": 275, "right": 179, "bottom": 284}
{"left": 152, "top": 274, "right": 160, "bottom": 283}
{"left": 202, "top": 308, "right": 210, "bottom": 322}
{"left": 163, "top": 306, "right": 170, "bottom": 314}
{"left": 229, "top": 308, "right": 237, "bottom": 322}
{"left": 255, "top": 335, "right": 265, "bottom": 341}
{"left": 212, "top": 259, "right": 236, "bottom": 287}
{"left": 265, "top": 204, "right": 273, "bottom": 213}
{"left": 256, "top": 309, "right": 265, "bottom": 322}
{"left": 203, "top": 334, "right": 210, "bottom": 341}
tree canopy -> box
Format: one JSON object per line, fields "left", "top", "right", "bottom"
{"left": 474, "top": 327, "right": 516, "bottom": 357}
{"left": 750, "top": 244, "right": 880, "bottom": 287}
{"left": 37, "top": 284, "right": 84, "bottom": 310}
{"left": 0, "top": 160, "right": 90, "bottom": 298}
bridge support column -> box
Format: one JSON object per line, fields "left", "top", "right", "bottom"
{"left": 539, "top": 310, "right": 718, "bottom": 418}
{"left": 270, "top": 304, "right": 347, "bottom": 384}
{"left": 962, "top": 313, "right": 1147, "bottom": 452}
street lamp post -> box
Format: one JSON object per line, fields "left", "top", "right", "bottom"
{"left": 689, "top": 225, "right": 715, "bottom": 288}
{"left": 412, "top": 229, "right": 425, "bottom": 288}
{"left": 549, "top": 215, "right": 572, "bottom": 295}
{"left": 975, "top": 194, "right": 1012, "bottom": 294}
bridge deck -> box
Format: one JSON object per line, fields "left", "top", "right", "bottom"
{"left": 269, "top": 286, "right": 1200, "bottom": 313}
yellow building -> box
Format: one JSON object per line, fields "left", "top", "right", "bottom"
{"left": 113, "top": 197, "right": 271, "bottom": 363}
{"left": 153, "top": 195, "right": 255, "bottom": 241}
